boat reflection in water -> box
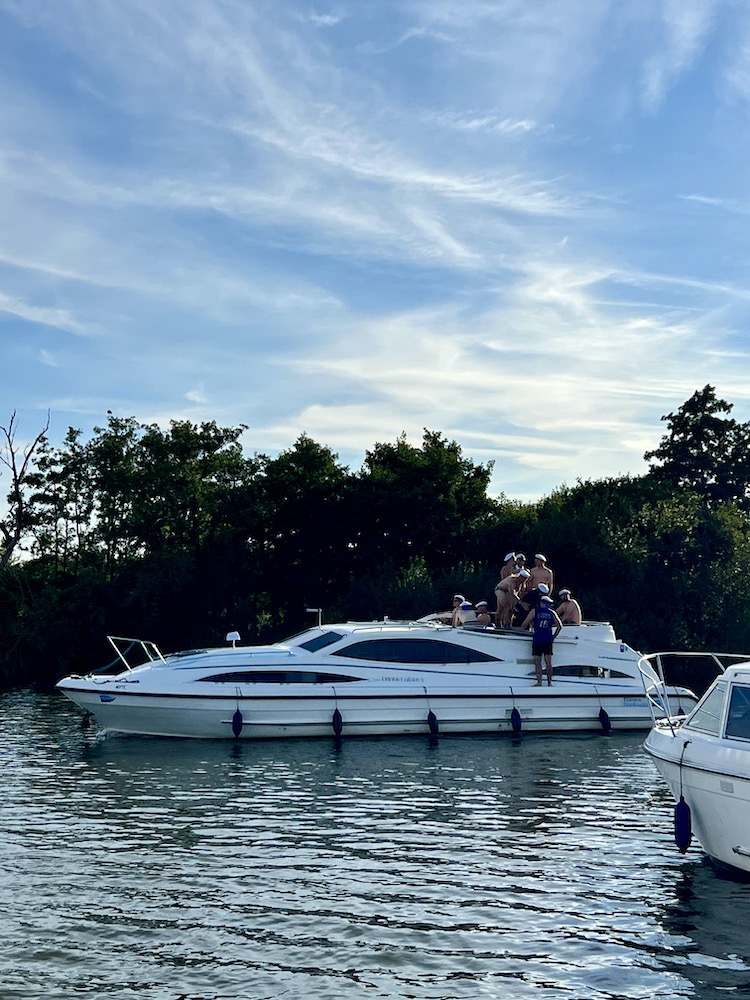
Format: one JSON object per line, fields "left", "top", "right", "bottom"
{"left": 57, "top": 616, "right": 697, "bottom": 739}
{"left": 655, "top": 859, "right": 750, "bottom": 994}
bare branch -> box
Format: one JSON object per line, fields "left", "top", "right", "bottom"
{"left": 0, "top": 410, "right": 51, "bottom": 565}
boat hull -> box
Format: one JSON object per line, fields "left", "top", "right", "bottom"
{"left": 60, "top": 684, "right": 686, "bottom": 739}
{"left": 645, "top": 726, "right": 750, "bottom": 875}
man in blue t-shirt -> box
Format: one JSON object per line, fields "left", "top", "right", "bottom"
{"left": 522, "top": 595, "right": 563, "bottom": 686}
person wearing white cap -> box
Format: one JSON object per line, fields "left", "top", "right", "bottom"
{"left": 526, "top": 553, "right": 553, "bottom": 595}
{"left": 513, "top": 580, "right": 550, "bottom": 626}
{"left": 499, "top": 552, "right": 517, "bottom": 581}
{"left": 494, "top": 568, "right": 530, "bottom": 627}
{"left": 475, "top": 601, "right": 493, "bottom": 627}
{"left": 556, "top": 589, "right": 582, "bottom": 626}
{"left": 450, "top": 594, "right": 466, "bottom": 627}
{"left": 522, "top": 594, "right": 563, "bottom": 685}
{"left": 457, "top": 600, "right": 478, "bottom": 625}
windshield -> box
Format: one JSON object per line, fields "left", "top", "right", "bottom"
{"left": 683, "top": 681, "right": 727, "bottom": 736}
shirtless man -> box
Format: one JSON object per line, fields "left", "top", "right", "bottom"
{"left": 526, "top": 553, "right": 553, "bottom": 594}
{"left": 556, "top": 589, "right": 582, "bottom": 626}
{"left": 475, "top": 601, "right": 493, "bottom": 627}
{"left": 514, "top": 553, "right": 528, "bottom": 593}
{"left": 499, "top": 552, "right": 516, "bottom": 581}
{"left": 495, "top": 568, "right": 530, "bottom": 627}
{"left": 450, "top": 594, "right": 466, "bottom": 627}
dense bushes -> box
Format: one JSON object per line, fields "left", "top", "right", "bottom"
{"left": 2, "top": 386, "right": 750, "bottom": 688}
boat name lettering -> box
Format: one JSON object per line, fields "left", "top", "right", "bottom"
{"left": 623, "top": 697, "right": 649, "bottom": 707}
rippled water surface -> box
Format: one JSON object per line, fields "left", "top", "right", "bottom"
{"left": 2, "top": 691, "right": 750, "bottom": 1000}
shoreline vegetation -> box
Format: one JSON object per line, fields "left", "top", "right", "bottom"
{"left": 2, "top": 385, "right": 750, "bottom": 691}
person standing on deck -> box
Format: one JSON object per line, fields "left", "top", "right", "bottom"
{"left": 499, "top": 552, "right": 516, "bottom": 581}
{"left": 527, "top": 553, "right": 553, "bottom": 595}
{"left": 512, "top": 581, "right": 549, "bottom": 626}
{"left": 522, "top": 595, "right": 562, "bottom": 686}
{"left": 495, "top": 568, "right": 530, "bottom": 626}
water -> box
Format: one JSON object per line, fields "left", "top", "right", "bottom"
{"left": 2, "top": 692, "right": 749, "bottom": 1000}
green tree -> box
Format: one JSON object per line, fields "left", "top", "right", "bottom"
{"left": 130, "top": 419, "right": 258, "bottom": 554}
{"left": 252, "top": 434, "right": 353, "bottom": 633}
{"left": 351, "top": 430, "right": 495, "bottom": 573}
{"left": 86, "top": 414, "right": 143, "bottom": 576}
{"left": 31, "top": 427, "right": 97, "bottom": 578}
{"left": 644, "top": 385, "right": 750, "bottom": 507}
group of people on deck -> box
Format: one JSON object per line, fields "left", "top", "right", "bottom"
{"left": 450, "top": 552, "right": 583, "bottom": 687}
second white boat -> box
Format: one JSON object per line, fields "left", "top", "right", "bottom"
{"left": 644, "top": 656, "right": 750, "bottom": 876}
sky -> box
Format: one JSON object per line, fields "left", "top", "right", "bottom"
{"left": 1, "top": 0, "right": 750, "bottom": 501}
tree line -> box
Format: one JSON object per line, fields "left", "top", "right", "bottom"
{"left": 2, "top": 385, "right": 750, "bottom": 689}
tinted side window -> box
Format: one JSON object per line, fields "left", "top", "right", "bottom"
{"left": 199, "top": 671, "right": 359, "bottom": 684}
{"left": 332, "top": 639, "right": 499, "bottom": 663}
{"left": 298, "top": 631, "right": 345, "bottom": 652}
{"left": 725, "top": 685, "right": 750, "bottom": 739}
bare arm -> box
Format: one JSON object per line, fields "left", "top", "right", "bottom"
{"left": 551, "top": 610, "right": 563, "bottom": 639}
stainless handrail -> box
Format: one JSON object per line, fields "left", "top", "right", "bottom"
{"left": 106, "top": 635, "right": 166, "bottom": 672}
{"left": 638, "top": 650, "right": 750, "bottom": 734}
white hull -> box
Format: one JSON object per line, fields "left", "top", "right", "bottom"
{"left": 57, "top": 621, "right": 698, "bottom": 740}
{"left": 61, "top": 684, "right": 687, "bottom": 739}
{"left": 645, "top": 725, "right": 750, "bottom": 875}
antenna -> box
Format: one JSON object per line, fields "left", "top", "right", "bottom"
{"left": 225, "top": 631, "right": 241, "bottom": 648}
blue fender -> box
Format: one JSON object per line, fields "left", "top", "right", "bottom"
{"left": 674, "top": 796, "right": 692, "bottom": 854}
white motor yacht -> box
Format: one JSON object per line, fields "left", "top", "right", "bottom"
{"left": 56, "top": 617, "right": 698, "bottom": 740}
{"left": 644, "top": 656, "right": 750, "bottom": 876}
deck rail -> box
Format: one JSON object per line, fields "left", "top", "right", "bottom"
{"left": 638, "top": 650, "right": 750, "bottom": 734}
{"left": 102, "top": 635, "right": 167, "bottom": 674}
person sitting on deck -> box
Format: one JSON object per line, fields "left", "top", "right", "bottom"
{"left": 474, "top": 601, "right": 493, "bottom": 627}
{"left": 457, "top": 601, "right": 478, "bottom": 625}
{"left": 450, "top": 594, "right": 466, "bottom": 627}
{"left": 556, "top": 589, "right": 582, "bottom": 626}
{"left": 522, "top": 595, "right": 563, "bottom": 686}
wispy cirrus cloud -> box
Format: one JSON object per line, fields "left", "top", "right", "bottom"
{"left": 0, "top": 292, "right": 91, "bottom": 337}
{"left": 640, "top": 0, "right": 719, "bottom": 111}
{"left": 0, "top": 0, "right": 749, "bottom": 501}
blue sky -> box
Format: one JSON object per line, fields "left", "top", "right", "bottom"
{"left": 1, "top": 0, "right": 749, "bottom": 501}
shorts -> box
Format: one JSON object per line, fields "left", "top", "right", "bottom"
{"left": 532, "top": 641, "right": 553, "bottom": 656}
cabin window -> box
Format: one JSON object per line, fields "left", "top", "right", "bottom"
{"left": 331, "top": 639, "right": 500, "bottom": 663}
{"left": 552, "top": 665, "right": 603, "bottom": 678}
{"left": 298, "top": 631, "right": 346, "bottom": 652}
{"left": 198, "top": 670, "right": 359, "bottom": 684}
{"left": 684, "top": 681, "right": 726, "bottom": 736}
{"left": 725, "top": 685, "right": 750, "bottom": 740}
